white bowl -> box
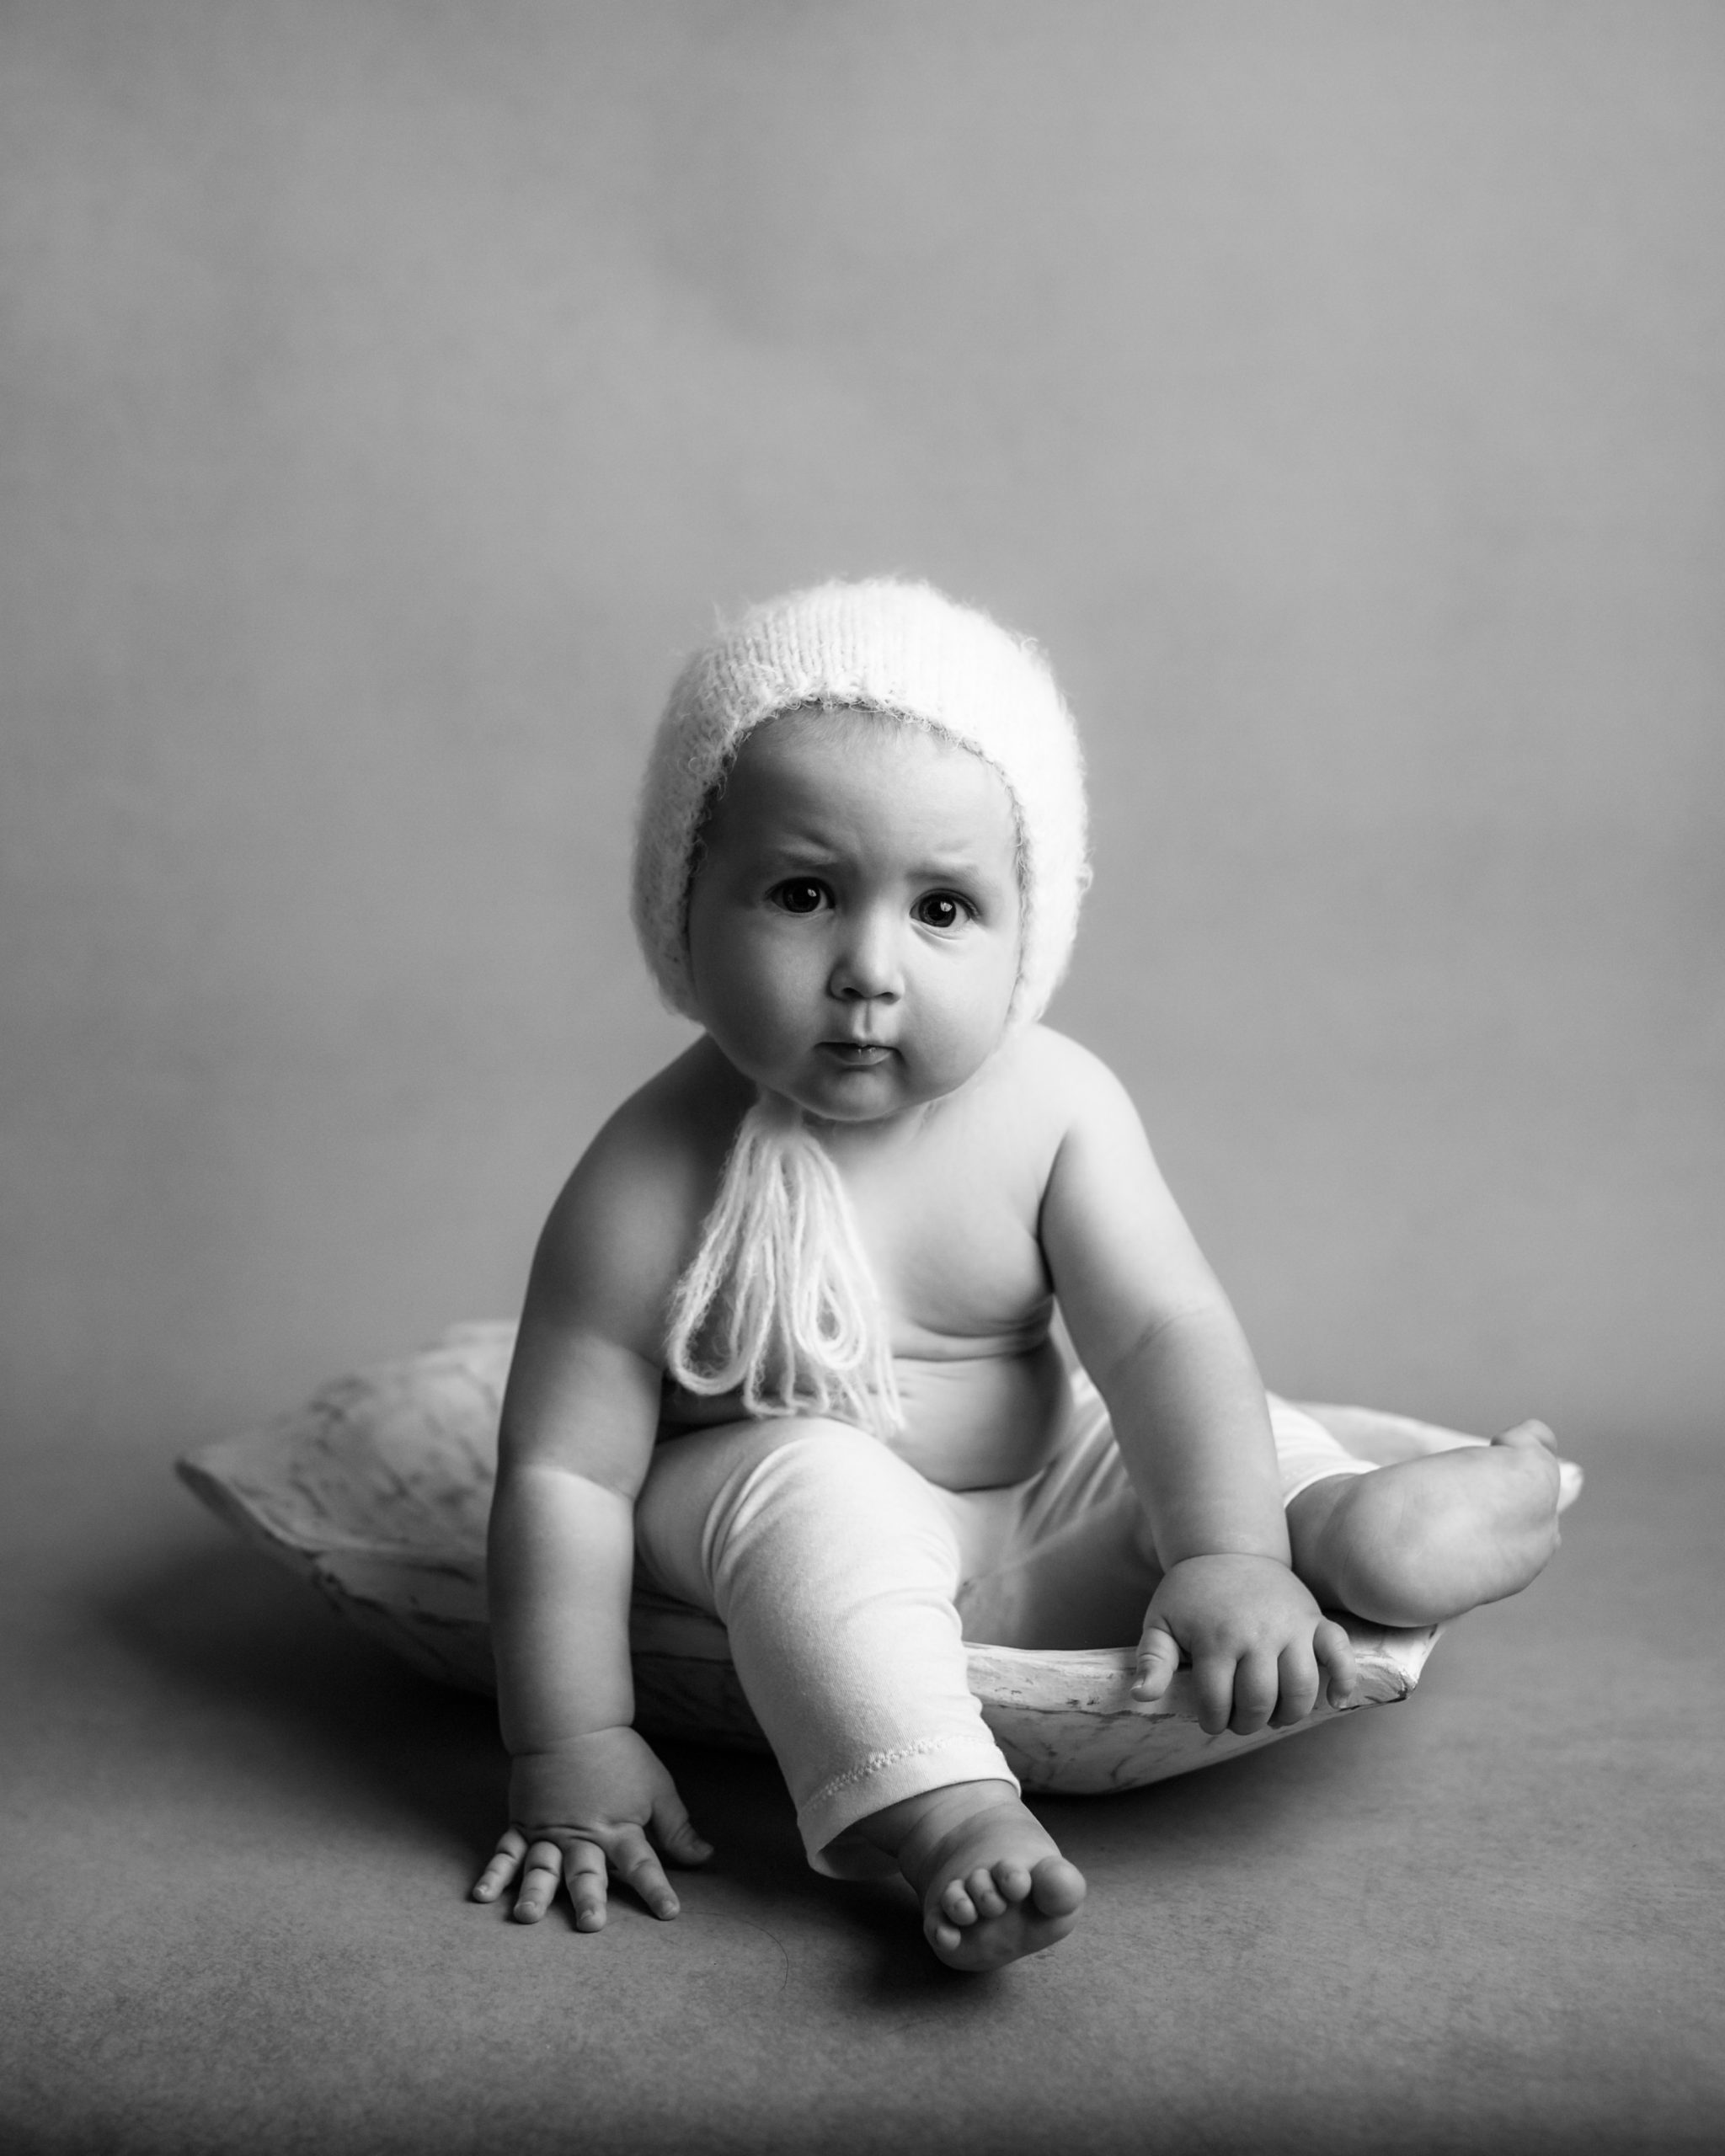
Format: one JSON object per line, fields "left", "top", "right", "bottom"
{"left": 179, "top": 1322, "right": 1446, "bottom": 1795}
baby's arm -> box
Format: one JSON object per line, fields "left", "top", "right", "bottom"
{"left": 1039, "top": 1043, "right": 1356, "bottom": 1735}
{"left": 472, "top": 1100, "right": 713, "bottom": 1929}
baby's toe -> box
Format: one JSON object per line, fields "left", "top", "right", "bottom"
{"left": 939, "top": 1879, "right": 979, "bottom": 1927}
{"left": 992, "top": 1860, "right": 1033, "bottom": 1906}
{"left": 1029, "top": 1855, "right": 1088, "bottom": 1920}
{"left": 965, "top": 1866, "right": 1007, "bottom": 1919}
{"left": 1496, "top": 1418, "right": 1556, "bottom": 1449}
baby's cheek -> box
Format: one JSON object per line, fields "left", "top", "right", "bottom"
{"left": 724, "top": 995, "right": 802, "bottom": 1071}
{"left": 706, "top": 934, "right": 799, "bottom": 1034}
{"left": 920, "top": 1002, "right": 1009, "bottom": 1088}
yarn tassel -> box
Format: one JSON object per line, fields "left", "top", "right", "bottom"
{"left": 665, "top": 1091, "right": 904, "bottom": 1435}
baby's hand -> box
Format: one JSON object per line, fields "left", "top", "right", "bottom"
{"left": 1132, "top": 1555, "right": 1358, "bottom": 1736}
{"left": 471, "top": 1726, "right": 713, "bottom": 1930}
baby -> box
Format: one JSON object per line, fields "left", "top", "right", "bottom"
{"left": 471, "top": 579, "right": 1573, "bottom": 1972}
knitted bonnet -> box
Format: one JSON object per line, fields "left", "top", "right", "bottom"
{"left": 631, "top": 579, "right": 1090, "bottom": 1030}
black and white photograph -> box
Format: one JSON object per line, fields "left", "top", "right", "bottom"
{"left": 3, "top": 5, "right": 1721, "bottom": 2151}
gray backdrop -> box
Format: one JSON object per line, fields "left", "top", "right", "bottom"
{"left": 6, "top": 0, "right": 1722, "bottom": 1475}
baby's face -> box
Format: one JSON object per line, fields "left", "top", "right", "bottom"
{"left": 686, "top": 710, "right": 1022, "bottom": 1123}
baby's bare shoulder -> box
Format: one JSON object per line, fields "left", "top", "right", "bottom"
{"left": 994, "top": 1025, "right": 1142, "bottom": 1138}
{"left": 530, "top": 1041, "right": 745, "bottom": 1354}
{"left": 932, "top": 1029, "right": 1148, "bottom": 1235}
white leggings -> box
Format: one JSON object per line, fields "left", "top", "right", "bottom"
{"left": 633, "top": 1369, "right": 1371, "bottom": 1876}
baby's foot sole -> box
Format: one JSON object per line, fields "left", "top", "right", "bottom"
{"left": 1290, "top": 1423, "right": 1573, "bottom": 1628}
{"left": 900, "top": 1793, "right": 1086, "bottom": 1972}
{"left": 857, "top": 1782, "right": 1087, "bottom": 1972}
{"left": 926, "top": 1849, "right": 1087, "bottom": 1972}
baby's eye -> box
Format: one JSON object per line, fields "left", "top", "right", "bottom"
{"left": 913, "top": 892, "right": 971, "bottom": 931}
{"left": 769, "top": 878, "right": 830, "bottom": 915}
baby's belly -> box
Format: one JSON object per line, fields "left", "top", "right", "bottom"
{"left": 884, "top": 1337, "right": 1073, "bottom": 1490}
{"left": 656, "top": 1337, "right": 1073, "bottom": 1492}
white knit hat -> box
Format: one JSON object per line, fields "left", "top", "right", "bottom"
{"left": 631, "top": 579, "right": 1090, "bottom": 1030}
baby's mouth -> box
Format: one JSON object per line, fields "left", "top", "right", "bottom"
{"left": 820, "top": 1040, "right": 894, "bottom": 1067}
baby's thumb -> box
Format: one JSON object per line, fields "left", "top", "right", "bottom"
{"left": 653, "top": 1793, "right": 713, "bottom": 1866}
{"left": 1133, "top": 1623, "right": 1180, "bottom": 1704}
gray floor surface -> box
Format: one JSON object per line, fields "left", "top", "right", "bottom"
{"left": 4, "top": 1429, "right": 1722, "bottom": 2156}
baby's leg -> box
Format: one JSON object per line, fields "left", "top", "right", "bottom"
{"left": 636, "top": 1420, "right": 1084, "bottom": 1970}
{"left": 1286, "top": 1420, "right": 1574, "bottom": 1627}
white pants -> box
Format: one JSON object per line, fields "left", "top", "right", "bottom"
{"left": 633, "top": 1369, "right": 1371, "bottom": 1876}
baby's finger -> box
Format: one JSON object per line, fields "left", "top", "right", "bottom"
{"left": 1228, "top": 1649, "right": 1280, "bottom": 1735}
{"left": 510, "top": 1838, "right": 566, "bottom": 1925}
{"left": 562, "top": 1840, "right": 609, "bottom": 1933}
{"left": 471, "top": 1826, "right": 527, "bottom": 1903}
{"left": 607, "top": 1826, "right": 681, "bottom": 1921}
{"left": 1192, "top": 1652, "right": 1238, "bottom": 1735}
{"left": 1270, "top": 1640, "right": 1321, "bottom": 1728}
{"left": 1132, "top": 1623, "right": 1182, "bottom": 1704}
{"left": 650, "top": 1788, "right": 714, "bottom": 1868}
{"left": 1314, "top": 1618, "right": 1358, "bottom": 1708}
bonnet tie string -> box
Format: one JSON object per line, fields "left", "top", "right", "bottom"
{"left": 665, "top": 1088, "right": 904, "bottom": 1436}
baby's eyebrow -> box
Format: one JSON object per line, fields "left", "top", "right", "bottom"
{"left": 761, "top": 846, "right": 995, "bottom": 883}
{"left": 897, "top": 844, "right": 1004, "bottom": 886}
{"left": 745, "top": 825, "right": 1005, "bottom": 883}
{"left": 755, "top": 838, "right": 841, "bottom": 870}
{"left": 911, "top": 849, "right": 991, "bottom": 876}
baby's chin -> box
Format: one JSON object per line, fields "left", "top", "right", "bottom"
{"left": 786, "top": 1066, "right": 935, "bottom": 1125}
{"left": 699, "top": 1027, "right": 1010, "bottom": 1125}
{"left": 785, "top": 1052, "right": 1007, "bottom": 1128}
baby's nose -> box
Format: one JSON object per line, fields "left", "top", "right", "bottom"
{"left": 830, "top": 915, "right": 903, "bottom": 1000}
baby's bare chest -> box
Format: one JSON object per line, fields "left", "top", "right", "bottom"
{"left": 839, "top": 1107, "right": 1056, "bottom": 1352}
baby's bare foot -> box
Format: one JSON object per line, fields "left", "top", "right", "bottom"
{"left": 1289, "top": 1420, "right": 1578, "bottom": 1628}
{"left": 917, "top": 1801, "right": 1087, "bottom": 1971}
{"left": 858, "top": 1780, "right": 1086, "bottom": 1972}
